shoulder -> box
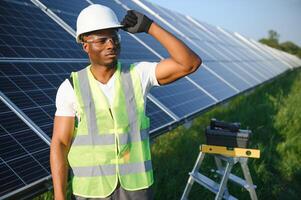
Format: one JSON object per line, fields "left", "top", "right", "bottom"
{"left": 56, "top": 79, "right": 75, "bottom": 106}
{"left": 131, "top": 61, "right": 160, "bottom": 88}
{"left": 55, "top": 79, "right": 76, "bottom": 116}
{"left": 57, "top": 79, "right": 74, "bottom": 94}
{"left": 132, "top": 61, "right": 158, "bottom": 72}
{"left": 131, "top": 61, "right": 158, "bottom": 80}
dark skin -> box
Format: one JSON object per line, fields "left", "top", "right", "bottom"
{"left": 81, "top": 29, "right": 120, "bottom": 83}
{"left": 51, "top": 22, "right": 201, "bottom": 199}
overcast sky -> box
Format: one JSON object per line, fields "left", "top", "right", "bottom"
{"left": 150, "top": 0, "right": 301, "bottom": 46}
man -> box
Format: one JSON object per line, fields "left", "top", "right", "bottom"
{"left": 51, "top": 4, "right": 201, "bottom": 200}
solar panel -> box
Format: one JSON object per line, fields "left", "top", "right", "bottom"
{"left": 146, "top": 98, "right": 175, "bottom": 135}
{"left": 218, "top": 29, "right": 289, "bottom": 75}
{"left": 239, "top": 62, "right": 267, "bottom": 82}
{"left": 38, "top": 0, "right": 90, "bottom": 29}
{"left": 0, "top": 0, "right": 86, "bottom": 59}
{"left": 0, "top": 100, "right": 50, "bottom": 197}
{"left": 233, "top": 32, "right": 293, "bottom": 71}
{"left": 188, "top": 67, "right": 238, "bottom": 100}
{"left": 190, "top": 34, "right": 269, "bottom": 82}
{"left": 176, "top": 15, "right": 290, "bottom": 79}
{"left": 150, "top": 78, "right": 215, "bottom": 118}
{"left": 247, "top": 61, "right": 274, "bottom": 79}
{"left": 205, "top": 61, "right": 251, "bottom": 91}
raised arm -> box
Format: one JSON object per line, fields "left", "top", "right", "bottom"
{"left": 122, "top": 10, "right": 202, "bottom": 85}
{"left": 50, "top": 116, "right": 74, "bottom": 200}
{"left": 148, "top": 23, "right": 201, "bottom": 84}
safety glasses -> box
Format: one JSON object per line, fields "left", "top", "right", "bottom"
{"left": 83, "top": 34, "right": 121, "bottom": 45}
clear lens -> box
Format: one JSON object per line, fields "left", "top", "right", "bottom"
{"left": 85, "top": 34, "right": 121, "bottom": 45}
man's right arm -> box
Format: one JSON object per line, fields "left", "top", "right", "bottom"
{"left": 50, "top": 116, "right": 74, "bottom": 200}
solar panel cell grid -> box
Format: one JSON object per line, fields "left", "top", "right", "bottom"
{"left": 205, "top": 62, "right": 250, "bottom": 91}
{"left": 154, "top": 8, "right": 257, "bottom": 64}
{"left": 0, "top": 162, "right": 25, "bottom": 197}
{"left": 32, "top": 149, "right": 51, "bottom": 172}
{"left": 0, "top": 0, "right": 86, "bottom": 59}
{"left": 239, "top": 62, "right": 266, "bottom": 82}
{"left": 39, "top": 0, "right": 89, "bottom": 29}
{"left": 0, "top": 134, "right": 28, "bottom": 160}
{"left": 8, "top": 155, "right": 49, "bottom": 184}
{"left": 188, "top": 67, "right": 237, "bottom": 100}
{"left": 227, "top": 62, "right": 260, "bottom": 86}
{"left": 146, "top": 98, "right": 174, "bottom": 132}
{"left": 249, "top": 61, "right": 274, "bottom": 79}
{"left": 150, "top": 78, "right": 215, "bottom": 118}
{"left": 0, "top": 101, "right": 50, "bottom": 197}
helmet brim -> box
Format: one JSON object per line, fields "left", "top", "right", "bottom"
{"left": 76, "top": 24, "right": 124, "bottom": 43}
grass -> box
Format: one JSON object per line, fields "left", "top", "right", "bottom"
{"left": 36, "top": 67, "right": 301, "bottom": 199}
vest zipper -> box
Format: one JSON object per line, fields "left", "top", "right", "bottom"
{"left": 109, "top": 108, "right": 113, "bottom": 119}
{"left": 110, "top": 108, "right": 120, "bottom": 155}
{"left": 110, "top": 107, "right": 121, "bottom": 183}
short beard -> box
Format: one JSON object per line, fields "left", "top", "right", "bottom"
{"left": 106, "top": 59, "right": 118, "bottom": 68}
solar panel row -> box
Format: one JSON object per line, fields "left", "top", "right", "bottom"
{"left": 1, "top": 0, "right": 300, "bottom": 198}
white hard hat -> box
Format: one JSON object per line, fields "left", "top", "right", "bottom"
{"left": 76, "top": 4, "right": 123, "bottom": 43}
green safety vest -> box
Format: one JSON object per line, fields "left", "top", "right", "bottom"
{"left": 68, "top": 62, "right": 153, "bottom": 198}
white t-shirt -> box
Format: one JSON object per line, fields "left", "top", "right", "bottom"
{"left": 55, "top": 62, "right": 159, "bottom": 117}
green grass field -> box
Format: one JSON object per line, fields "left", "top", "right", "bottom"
{"left": 36, "top": 67, "right": 301, "bottom": 200}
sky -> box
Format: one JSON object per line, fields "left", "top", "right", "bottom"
{"left": 150, "top": 0, "right": 301, "bottom": 46}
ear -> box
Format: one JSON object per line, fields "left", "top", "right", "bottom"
{"left": 82, "top": 43, "right": 89, "bottom": 54}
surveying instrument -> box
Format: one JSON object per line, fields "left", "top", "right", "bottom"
{"left": 181, "top": 119, "right": 260, "bottom": 200}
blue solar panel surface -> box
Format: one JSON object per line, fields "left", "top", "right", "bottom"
{"left": 205, "top": 62, "right": 250, "bottom": 91}
{"left": 150, "top": 78, "right": 215, "bottom": 118}
{"left": 146, "top": 98, "right": 174, "bottom": 133}
{"left": 188, "top": 67, "right": 237, "bottom": 100}
{"left": 0, "top": 0, "right": 86, "bottom": 59}
{"left": 38, "top": 0, "right": 89, "bottom": 29}
{"left": 0, "top": 101, "right": 50, "bottom": 197}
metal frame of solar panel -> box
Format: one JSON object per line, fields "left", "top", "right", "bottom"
{"left": 1, "top": 0, "right": 301, "bottom": 199}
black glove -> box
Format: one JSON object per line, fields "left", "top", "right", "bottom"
{"left": 121, "top": 10, "right": 153, "bottom": 33}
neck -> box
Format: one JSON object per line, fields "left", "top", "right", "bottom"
{"left": 90, "top": 62, "right": 117, "bottom": 84}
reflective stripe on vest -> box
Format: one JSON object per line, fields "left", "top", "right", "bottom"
{"left": 71, "top": 160, "right": 152, "bottom": 177}
{"left": 68, "top": 62, "right": 153, "bottom": 198}
{"left": 71, "top": 129, "right": 149, "bottom": 145}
